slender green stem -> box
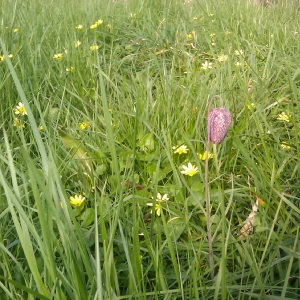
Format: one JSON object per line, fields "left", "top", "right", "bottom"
{"left": 205, "top": 95, "right": 224, "bottom": 279}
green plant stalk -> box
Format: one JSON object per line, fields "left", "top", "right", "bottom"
{"left": 205, "top": 137, "right": 214, "bottom": 279}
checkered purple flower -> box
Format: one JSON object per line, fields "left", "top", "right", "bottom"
{"left": 208, "top": 108, "right": 232, "bottom": 144}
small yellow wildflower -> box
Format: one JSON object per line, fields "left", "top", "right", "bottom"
{"left": 90, "top": 23, "right": 98, "bottom": 29}
{"left": 147, "top": 193, "right": 169, "bottom": 217}
{"left": 0, "top": 54, "right": 13, "bottom": 61}
{"left": 193, "top": 17, "right": 198, "bottom": 20}
{"left": 187, "top": 33, "right": 193, "bottom": 39}
{"left": 277, "top": 112, "right": 291, "bottom": 122}
{"left": 235, "top": 61, "right": 241, "bottom": 67}
{"left": 95, "top": 19, "right": 103, "bottom": 25}
{"left": 74, "top": 40, "right": 81, "bottom": 48}
{"left": 38, "top": 125, "right": 43, "bottom": 131}
{"left": 208, "top": 13, "right": 214, "bottom": 17}
{"left": 234, "top": 50, "right": 243, "bottom": 56}
{"left": 246, "top": 103, "right": 255, "bottom": 109}
{"left": 201, "top": 61, "right": 212, "bottom": 70}
{"left": 281, "top": 142, "right": 290, "bottom": 149}
{"left": 66, "top": 67, "right": 74, "bottom": 72}
{"left": 211, "top": 42, "right": 216, "bottom": 46}
{"left": 198, "top": 151, "right": 213, "bottom": 161}
{"left": 53, "top": 53, "right": 63, "bottom": 60}
{"left": 13, "top": 118, "right": 25, "bottom": 128}
{"left": 130, "top": 13, "right": 136, "bottom": 18}
{"left": 75, "top": 24, "right": 83, "bottom": 30}
{"left": 13, "top": 102, "right": 27, "bottom": 116}
{"left": 70, "top": 194, "right": 85, "bottom": 207}
{"left": 181, "top": 163, "right": 199, "bottom": 177}
{"left": 210, "top": 33, "right": 215, "bottom": 38}
{"left": 217, "top": 54, "right": 228, "bottom": 62}
{"left": 13, "top": 28, "right": 19, "bottom": 33}
{"left": 90, "top": 45, "right": 99, "bottom": 51}
{"left": 270, "top": 34, "right": 274, "bottom": 39}
{"left": 79, "top": 121, "right": 91, "bottom": 130}
{"left": 173, "top": 145, "right": 189, "bottom": 155}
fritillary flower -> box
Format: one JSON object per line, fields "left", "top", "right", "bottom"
{"left": 208, "top": 108, "right": 232, "bottom": 144}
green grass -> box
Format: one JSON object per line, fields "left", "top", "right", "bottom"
{"left": 1, "top": 0, "right": 300, "bottom": 299}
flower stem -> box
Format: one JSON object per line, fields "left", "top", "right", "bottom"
{"left": 205, "top": 95, "right": 224, "bottom": 279}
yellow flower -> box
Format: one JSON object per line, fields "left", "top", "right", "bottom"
{"left": 281, "top": 142, "right": 290, "bottom": 149}
{"left": 38, "top": 125, "right": 43, "bottom": 131}
{"left": 13, "top": 102, "right": 27, "bottom": 116}
{"left": 79, "top": 121, "right": 91, "bottom": 130}
{"left": 95, "top": 19, "right": 103, "bottom": 25}
{"left": 53, "top": 53, "right": 63, "bottom": 60}
{"left": 74, "top": 40, "right": 81, "bottom": 48}
{"left": 90, "top": 45, "right": 99, "bottom": 51}
{"left": 13, "top": 28, "right": 19, "bottom": 33}
{"left": 147, "top": 193, "right": 169, "bottom": 217}
{"left": 246, "top": 103, "right": 255, "bottom": 109}
{"left": 277, "top": 112, "right": 291, "bottom": 122}
{"left": 173, "top": 145, "right": 189, "bottom": 154}
{"left": 210, "top": 33, "right": 215, "bottom": 38}
{"left": 193, "top": 17, "right": 198, "bottom": 20}
{"left": 70, "top": 194, "right": 85, "bottom": 207}
{"left": 187, "top": 33, "right": 193, "bottom": 39}
{"left": 90, "top": 23, "right": 98, "bottom": 29}
{"left": 198, "top": 151, "right": 213, "bottom": 161}
{"left": 0, "top": 54, "right": 13, "bottom": 61}
{"left": 217, "top": 54, "right": 228, "bottom": 62}
{"left": 181, "top": 163, "right": 199, "bottom": 176}
{"left": 66, "top": 67, "right": 74, "bottom": 72}
{"left": 208, "top": 13, "right": 214, "bottom": 17}
{"left": 234, "top": 50, "right": 243, "bottom": 56}
{"left": 130, "top": 13, "right": 136, "bottom": 18}
{"left": 235, "top": 61, "right": 241, "bottom": 67}
{"left": 201, "top": 61, "right": 212, "bottom": 70}
{"left": 75, "top": 24, "right": 83, "bottom": 30}
{"left": 13, "top": 118, "right": 25, "bottom": 128}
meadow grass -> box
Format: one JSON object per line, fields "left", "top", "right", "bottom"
{"left": 1, "top": 0, "right": 300, "bottom": 299}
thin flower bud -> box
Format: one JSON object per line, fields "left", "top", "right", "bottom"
{"left": 208, "top": 108, "right": 232, "bottom": 144}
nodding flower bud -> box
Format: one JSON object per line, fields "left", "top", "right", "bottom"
{"left": 208, "top": 108, "right": 232, "bottom": 144}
